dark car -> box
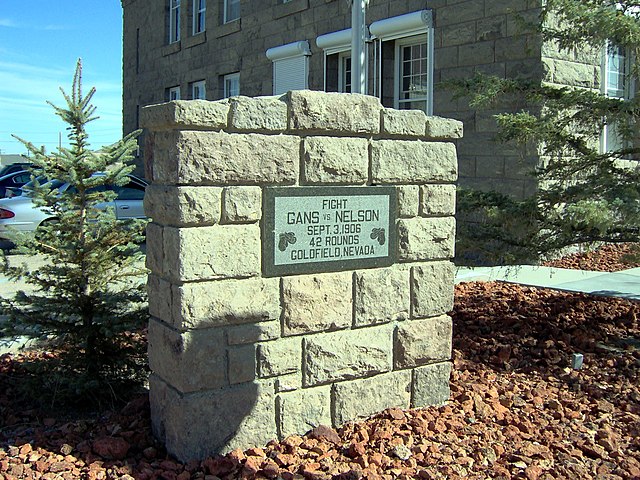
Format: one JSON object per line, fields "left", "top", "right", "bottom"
{"left": 0, "top": 163, "right": 33, "bottom": 178}
{"left": 0, "top": 170, "right": 34, "bottom": 198}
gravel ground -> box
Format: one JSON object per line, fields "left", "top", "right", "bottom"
{"left": 1, "top": 245, "right": 639, "bottom": 479}
{"left": 543, "top": 243, "right": 640, "bottom": 272}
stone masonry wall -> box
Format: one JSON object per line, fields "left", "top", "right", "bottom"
{"left": 141, "top": 90, "right": 461, "bottom": 462}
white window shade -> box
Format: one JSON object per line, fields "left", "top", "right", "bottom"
{"left": 316, "top": 28, "right": 352, "bottom": 55}
{"left": 370, "top": 10, "right": 432, "bottom": 41}
{"left": 266, "top": 41, "right": 311, "bottom": 95}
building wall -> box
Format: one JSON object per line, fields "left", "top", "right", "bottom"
{"left": 122, "top": 0, "right": 544, "bottom": 198}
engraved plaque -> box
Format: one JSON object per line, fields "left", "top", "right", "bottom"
{"left": 263, "top": 186, "right": 397, "bottom": 276}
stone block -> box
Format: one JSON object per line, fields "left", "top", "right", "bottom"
{"left": 411, "top": 262, "right": 455, "bottom": 318}
{"left": 144, "top": 185, "right": 222, "bottom": 227}
{"left": 289, "top": 90, "right": 381, "bottom": 135}
{"left": 226, "top": 321, "right": 281, "bottom": 345}
{"left": 332, "top": 371, "right": 411, "bottom": 425}
{"left": 141, "top": 99, "right": 229, "bottom": 131}
{"left": 412, "top": 362, "right": 452, "bottom": 408}
{"left": 145, "top": 222, "right": 164, "bottom": 274}
{"left": 394, "top": 316, "right": 453, "bottom": 368}
{"left": 277, "top": 386, "right": 332, "bottom": 438}
{"left": 229, "top": 95, "right": 288, "bottom": 132}
{"left": 397, "top": 185, "right": 419, "bottom": 218}
{"left": 228, "top": 344, "right": 256, "bottom": 384}
{"left": 282, "top": 272, "right": 352, "bottom": 336}
{"left": 147, "top": 275, "right": 172, "bottom": 322}
{"left": 371, "top": 140, "right": 458, "bottom": 184}
{"left": 420, "top": 184, "right": 457, "bottom": 216}
{"left": 302, "top": 136, "right": 368, "bottom": 184}
{"left": 354, "top": 266, "right": 409, "bottom": 327}
{"left": 381, "top": 109, "right": 426, "bottom": 137}
{"left": 152, "top": 130, "right": 299, "bottom": 185}
{"left": 163, "top": 225, "right": 261, "bottom": 282}
{"left": 425, "top": 117, "right": 463, "bottom": 139}
{"left": 149, "top": 375, "right": 277, "bottom": 461}
{"left": 148, "top": 318, "right": 226, "bottom": 393}
{"left": 397, "top": 217, "right": 456, "bottom": 261}
{"left": 257, "top": 337, "right": 302, "bottom": 378}
{"left": 222, "top": 186, "right": 262, "bottom": 223}
{"left": 174, "top": 277, "right": 280, "bottom": 329}
{"left": 275, "top": 374, "right": 301, "bottom": 393}
{"left": 303, "top": 324, "right": 393, "bottom": 387}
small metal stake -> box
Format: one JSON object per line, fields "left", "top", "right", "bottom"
{"left": 572, "top": 353, "right": 584, "bottom": 370}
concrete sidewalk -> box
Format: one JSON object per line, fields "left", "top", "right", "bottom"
{"left": 456, "top": 264, "right": 640, "bottom": 301}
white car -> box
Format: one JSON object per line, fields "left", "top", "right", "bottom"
{"left": 0, "top": 175, "right": 147, "bottom": 242}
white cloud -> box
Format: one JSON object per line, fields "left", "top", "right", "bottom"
{"left": 0, "top": 18, "right": 18, "bottom": 28}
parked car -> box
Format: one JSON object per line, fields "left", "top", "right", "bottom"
{"left": 0, "top": 174, "right": 147, "bottom": 242}
{"left": 0, "top": 170, "right": 35, "bottom": 198}
{"left": 0, "top": 163, "right": 34, "bottom": 178}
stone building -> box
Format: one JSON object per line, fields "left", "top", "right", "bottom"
{"left": 122, "top": 0, "right": 622, "bottom": 198}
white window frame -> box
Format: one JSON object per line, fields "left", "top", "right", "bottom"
{"left": 169, "top": 0, "right": 181, "bottom": 44}
{"left": 316, "top": 28, "right": 357, "bottom": 93}
{"left": 169, "top": 86, "right": 181, "bottom": 100}
{"left": 224, "top": 0, "right": 240, "bottom": 24}
{"left": 223, "top": 73, "right": 240, "bottom": 98}
{"left": 338, "top": 52, "right": 352, "bottom": 93}
{"left": 191, "top": 80, "right": 206, "bottom": 100}
{"left": 193, "top": 0, "right": 206, "bottom": 34}
{"left": 266, "top": 41, "right": 311, "bottom": 95}
{"left": 601, "top": 43, "right": 635, "bottom": 153}
{"left": 394, "top": 36, "right": 430, "bottom": 112}
{"left": 370, "top": 10, "right": 434, "bottom": 114}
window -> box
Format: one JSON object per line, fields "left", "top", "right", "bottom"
{"left": 169, "top": 0, "right": 181, "bottom": 44}
{"left": 602, "top": 44, "right": 634, "bottom": 152}
{"left": 266, "top": 41, "right": 311, "bottom": 95}
{"left": 168, "top": 86, "right": 181, "bottom": 101}
{"left": 316, "top": 29, "right": 354, "bottom": 93}
{"left": 193, "top": 0, "right": 206, "bottom": 34}
{"left": 224, "top": 0, "right": 240, "bottom": 23}
{"left": 396, "top": 38, "right": 429, "bottom": 111}
{"left": 370, "top": 10, "right": 434, "bottom": 114}
{"left": 223, "top": 73, "right": 240, "bottom": 98}
{"left": 191, "top": 80, "right": 206, "bottom": 99}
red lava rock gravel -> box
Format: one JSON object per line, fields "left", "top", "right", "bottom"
{"left": 1, "top": 281, "right": 639, "bottom": 479}
{"left": 543, "top": 243, "right": 640, "bottom": 272}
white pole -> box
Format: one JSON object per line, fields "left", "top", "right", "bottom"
{"left": 350, "top": 0, "right": 368, "bottom": 94}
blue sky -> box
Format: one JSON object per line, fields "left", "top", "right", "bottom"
{"left": 0, "top": 2, "right": 123, "bottom": 156}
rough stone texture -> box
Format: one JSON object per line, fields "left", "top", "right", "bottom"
{"left": 303, "top": 325, "right": 393, "bottom": 387}
{"left": 289, "top": 91, "right": 381, "bottom": 135}
{"left": 275, "top": 374, "right": 301, "bottom": 393}
{"left": 148, "top": 319, "right": 226, "bottom": 393}
{"left": 281, "top": 273, "right": 352, "bottom": 336}
{"left": 302, "top": 136, "right": 368, "bottom": 184}
{"left": 140, "top": 100, "right": 229, "bottom": 131}
{"left": 397, "top": 185, "right": 420, "bottom": 218}
{"left": 153, "top": 130, "right": 300, "bottom": 185}
{"left": 226, "top": 322, "right": 281, "bottom": 346}
{"left": 412, "top": 362, "right": 452, "bottom": 408}
{"left": 173, "top": 277, "right": 280, "bottom": 329}
{"left": 424, "top": 117, "right": 464, "bottom": 139}
{"left": 411, "top": 262, "right": 456, "bottom": 319}
{"left": 381, "top": 108, "right": 427, "bottom": 137}
{"left": 145, "top": 223, "right": 164, "bottom": 274}
{"left": 150, "top": 375, "right": 277, "bottom": 461}
{"left": 354, "top": 266, "right": 409, "bottom": 327}
{"left": 277, "top": 386, "right": 332, "bottom": 438}
{"left": 229, "top": 95, "right": 288, "bottom": 132}
{"left": 144, "top": 185, "right": 222, "bottom": 227}
{"left": 420, "top": 184, "right": 457, "bottom": 217}
{"left": 371, "top": 140, "right": 458, "bottom": 184}
{"left": 398, "top": 217, "right": 456, "bottom": 261}
{"left": 228, "top": 344, "right": 256, "bottom": 385}
{"left": 222, "top": 186, "right": 262, "bottom": 223}
{"left": 394, "top": 316, "right": 453, "bottom": 368}
{"left": 163, "top": 225, "right": 260, "bottom": 282}
{"left": 257, "top": 338, "right": 302, "bottom": 378}
{"left": 332, "top": 371, "right": 412, "bottom": 425}
{"left": 147, "top": 275, "right": 172, "bottom": 321}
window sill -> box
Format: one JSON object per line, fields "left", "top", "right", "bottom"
{"left": 217, "top": 19, "right": 241, "bottom": 38}
{"left": 162, "top": 41, "right": 181, "bottom": 57}
{"left": 185, "top": 32, "right": 207, "bottom": 48}
{"left": 273, "top": 0, "right": 309, "bottom": 19}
